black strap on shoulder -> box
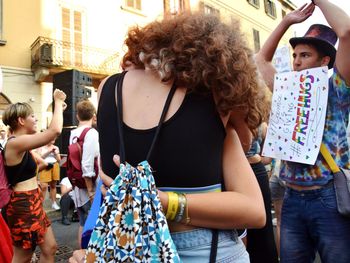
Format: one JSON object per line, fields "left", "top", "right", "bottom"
{"left": 115, "top": 71, "right": 128, "bottom": 164}
{"left": 209, "top": 229, "right": 219, "bottom": 263}
{"left": 115, "top": 71, "right": 177, "bottom": 163}
{"left": 145, "top": 82, "right": 177, "bottom": 161}
{"left": 208, "top": 166, "right": 225, "bottom": 262}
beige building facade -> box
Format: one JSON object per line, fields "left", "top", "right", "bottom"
{"left": 187, "top": 0, "right": 296, "bottom": 52}
{"left": 0, "top": 0, "right": 296, "bottom": 129}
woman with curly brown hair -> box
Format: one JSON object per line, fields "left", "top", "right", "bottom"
{"left": 70, "top": 12, "right": 265, "bottom": 263}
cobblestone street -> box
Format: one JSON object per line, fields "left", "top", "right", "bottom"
{"left": 33, "top": 197, "right": 79, "bottom": 262}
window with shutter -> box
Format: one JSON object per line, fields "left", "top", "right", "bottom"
{"left": 74, "top": 11, "right": 82, "bottom": 66}
{"left": 264, "top": 0, "right": 276, "bottom": 18}
{"left": 253, "top": 29, "right": 260, "bottom": 52}
{"left": 164, "top": 0, "right": 186, "bottom": 15}
{"left": 0, "top": 0, "right": 5, "bottom": 45}
{"left": 247, "top": 0, "right": 260, "bottom": 8}
{"left": 125, "top": 0, "right": 142, "bottom": 10}
{"left": 61, "top": 7, "right": 83, "bottom": 66}
{"left": 199, "top": 2, "right": 219, "bottom": 15}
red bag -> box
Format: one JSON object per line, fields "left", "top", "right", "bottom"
{"left": 0, "top": 148, "right": 12, "bottom": 209}
{"left": 67, "top": 128, "right": 98, "bottom": 188}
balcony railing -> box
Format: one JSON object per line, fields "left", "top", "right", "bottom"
{"left": 30, "top": 36, "right": 120, "bottom": 76}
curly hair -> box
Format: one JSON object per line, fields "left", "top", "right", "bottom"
{"left": 122, "top": 12, "right": 263, "bottom": 131}
{"left": 251, "top": 78, "right": 272, "bottom": 137}
{"left": 256, "top": 76, "right": 272, "bottom": 122}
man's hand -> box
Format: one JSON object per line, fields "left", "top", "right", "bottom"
{"left": 52, "top": 145, "right": 59, "bottom": 154}
{"left": 45, "top": 163, "right": 54, "bottom": 170}
{"left": 284, "top": 3, "right": 315, "bottom": 25}
{"left": 88, "top": 191, "right": 96, "bottom": 203}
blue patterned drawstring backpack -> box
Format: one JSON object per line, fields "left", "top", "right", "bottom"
{"left": 85, "top": 71, "right": 181, "bottom": 263}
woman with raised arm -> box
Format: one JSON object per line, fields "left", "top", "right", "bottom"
{"left": 2, "top": 89, "right": 66, "bottom": 263}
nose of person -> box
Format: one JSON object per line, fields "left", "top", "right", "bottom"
{"left": 293, "top": 57, "right": 301, "bottom": 71}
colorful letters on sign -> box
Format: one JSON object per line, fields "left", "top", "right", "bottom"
{"left": 262, "top": 67, "right": 329, "bottom": 165}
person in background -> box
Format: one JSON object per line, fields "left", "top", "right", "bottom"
{"left": 59, "top": 176, "right": 76, "bottom": 225}
{"left": 244, "top": 83, "right": 278, "bottom": 263}
{"left": 0, "top": 128, "right": 7, "bottom": 147}
{"left": 269, "top": 158, "right": 285, "bottom": 257}
{"left": 69, "top": 99, "right": 99, "bottom": 248}
{"left": 37, "top": 139, "right": 61, "bottom": 210}
{"left": 2, "top": 90, "right": 66, "bottom": 263}
{"left": 255, "top": 1, "right": 350, "bottom": 262}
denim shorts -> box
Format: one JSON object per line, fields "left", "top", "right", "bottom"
{"left": 171, "top": 228, "right": 250, "bottom": 263}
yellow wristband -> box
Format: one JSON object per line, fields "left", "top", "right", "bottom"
{"left": 166, "top": 192, "right": 179, "bottom": 221}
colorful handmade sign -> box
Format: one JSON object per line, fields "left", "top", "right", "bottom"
{"left": 262, "top": 66, "right": 329, "bottom": 165}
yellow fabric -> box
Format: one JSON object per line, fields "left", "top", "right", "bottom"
{"left": 38, "top": 162, "right": 60, "bottom": 183}
{"left": 166, "top": 192, "right": 179, "bottom": 221}
{"left": 320, "top": 143, "right": 340, "bottom": 173}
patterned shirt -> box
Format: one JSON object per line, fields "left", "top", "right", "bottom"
{"left": 280, "top": 68, "right": 350, "bottom": 186}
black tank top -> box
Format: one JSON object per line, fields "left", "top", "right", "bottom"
{"left": 98, "top": 73, "right": 226, "bottom": 190}
{"left": 5, "top": 151, "right": 37, "bottom": 186}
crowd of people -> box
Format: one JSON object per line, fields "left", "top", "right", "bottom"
{"left": 0, "top": 0, "right": 349, "bottom": 262}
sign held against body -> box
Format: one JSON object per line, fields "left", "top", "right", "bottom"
{"left": 262, "top": 66, "right": 329, "bottom": 165}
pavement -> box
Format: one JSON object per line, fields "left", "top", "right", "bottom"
{"left": 33, "top": 196, "right": 80, "bottom": 262}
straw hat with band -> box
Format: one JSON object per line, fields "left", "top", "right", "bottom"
{"left": 289, "top": 24, "right": 337, "bottom": 69}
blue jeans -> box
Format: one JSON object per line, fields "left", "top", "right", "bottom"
{"left": 171, "top": 228, "right": 249, "bottom": 263}
{"left": 281, "top": 183, "right": 350, "bottom": 263}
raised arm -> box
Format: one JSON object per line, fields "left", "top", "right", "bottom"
{"left": 314, "top": 0, "right": 350, "bottom": 84}
{"left": 8, "top": 89, "right": 66, "bottom": 154}
{"left": 255, "top": 3, "right": 315, "bottom": 90}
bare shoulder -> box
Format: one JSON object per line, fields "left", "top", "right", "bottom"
{"left": 124, "top": 69, "right": 151, "bottom": 86}
{"left": 123, "top": 69, "right": 167, "bottom": 94}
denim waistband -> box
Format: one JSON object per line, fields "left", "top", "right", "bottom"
{"left": 286, "top": 180, "right": 334, "bottom": 197}
{"left": 171, "top": 228, "right": 237, "bottom": 250}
